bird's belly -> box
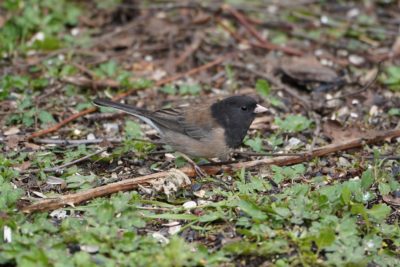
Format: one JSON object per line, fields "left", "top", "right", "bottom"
{"left": 162, "top": 128, "right": 229, "bottom": 159}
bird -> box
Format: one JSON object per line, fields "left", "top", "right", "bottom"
{"left": 93, "top": 95, "right": 268, "bottom": 175}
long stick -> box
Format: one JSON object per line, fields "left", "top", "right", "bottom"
{"left": 21, "top": 128, "right": 400, "bottom": 213}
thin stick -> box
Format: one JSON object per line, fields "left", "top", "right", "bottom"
{"left": 223, "top": 5, "right": 303, "bottom": 56}
{"left": 174, "top": 32, "right": 203, "bottom": 67}
{"left": 19, "top": 148, "right": 107, "bottom": 174}
{"left": 326, "top": 62, "right": 382, "bottom": 102}
{"left": 28, "top": 55, "right": 228, "bottom": 140}
{"left": 33, "top": 138, "right": 162, "bottom": 145}
{"left": 21, "top": 128, "right": 400, "bottom": 213}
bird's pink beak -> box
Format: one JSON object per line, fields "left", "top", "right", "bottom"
{"left": 254, "top": 104, "right": 269, "bottom": 113}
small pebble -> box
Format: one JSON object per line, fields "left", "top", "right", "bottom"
{"left": 193, "top": 190, "right": 206, "bottom": 198}
{"left": 369, "top": 105, "right": 379, "bottom": 116}
{"left": 168, "top": 225, "right": 181, "bottom": 235}
{"left": 103, "top": 123, "right": 119, "bottom": 134}
{"left": 87, "top": 133, "right": 96, "bottom": 140}
{"left": 183, "top": 201, "right": 197, "bottom": 209}
{"left": 80, "top": 245, "right": 99, "bottom": 254}
{"left": 152, "top": 232, "right": 169, "bottom": 244}
{"left": 349, "top": 54, "right": 365, "bottom": 66}
{"left": 4, "top": 127, "right": 20, "bottom": 136}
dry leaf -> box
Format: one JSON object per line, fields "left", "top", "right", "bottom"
{"left": 280, "top": 57, "right": 338, "bottom": 83}
{"left": 383, "top": 194, "right": 400, "bottom": 207}
{"left": 391, "top": 36, "right": 400, "bottom": 57}
{"left": 322, "top": 120, "right": 364, "bottom": 143}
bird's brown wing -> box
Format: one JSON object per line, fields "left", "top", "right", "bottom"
{"left": 149, "top": 105, "right": 217, "bottom": 140}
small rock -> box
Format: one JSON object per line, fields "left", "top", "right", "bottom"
{"left": 164, "top": 153, "right": 176, "bottom": 161}
{"left": 349, "top": 55, "right": 365, "bottom": 66}
{"left": 238, "top": 43, "right": 251, "bottom": 50}
{"left": 198, "top": 200, "right": 213, "bottom": 205}
{"left": 267, "top": 5, "right": 277, "bottom": 14}
{"left": 103, "top": 123, "right": 119, "bottom": 134}
{"left": 87, "top": 133, "right": 96, "bottom": 140}
{"left": 350, "top": 112, "right": 358, "bottom": 118}
{"left": 337, "top": 106, "right": 350, "bottom": 117}
{"left": 337, "top": 49, "right": 348, "bottom": 57}
{"left": 152, "top": 232, "right": 169, "bottom": 244}
{"left": 338, "top": 157, "right": 351, "bottom": 167}
{"left": 3, "top": 226, "right": 12, "bottom": 243}
{"left": 4, "top": 127, "right": 20, "bottom": 136}
{"left": 152, "top": 69, "right": 167, "bottom": 81}
{"left": 183, "top": 201, "right": 197, "bottom": 209}
{"left": 138, "top": 167, "right": 151, "bottom": 175}
{"left": 193, "top": 189, "right": 206, "bottom": 198}
{"left": 50, "top": 209, "right": 68, "bottom": 220}
{"left": 73, "top": 129, "right": 81, "bottom": 136}
{"left": 168, "top": 225, "right": 181, "bottom": 235}
{"left": 285, "top": 137, "right": 302, "bottom": 150}
{"left": 347, "top": 8, "right": 359, "bottom": 18}
{"left": 320, "top": 15, "right": 329, "bottom": 24}
{"left": 71, "top": 28, "right": 80, "bottom": 36}
{"left": 80, "top": 245, "right": 99, "bottom": 254}
{"left": 369, "top": 105, "right": 379, "bottom": 116}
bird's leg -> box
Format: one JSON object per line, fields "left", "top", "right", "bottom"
{"left": 176, "top": 152, "right": 207, "bottom": 177}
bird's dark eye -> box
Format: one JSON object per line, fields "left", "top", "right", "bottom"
{"left": 241, "top": 106, "right": 248, "bottom": 111}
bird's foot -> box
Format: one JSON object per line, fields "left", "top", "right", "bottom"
{"left": 177, "top": 152, "right": 207, "bottom": 177}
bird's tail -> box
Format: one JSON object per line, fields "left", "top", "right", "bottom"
{"left": 93, "top": 98, "right": 147, "bottom": 116}
{"left": 93, "top": 98, "right": 162, "bottom": 134}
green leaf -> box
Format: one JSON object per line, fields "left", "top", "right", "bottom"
{"left": 315, "top": 227, "right": 336, "bottom": 249}
{"left": 66, "top": 174, "right": 96, "bottom": 189}
{"left": 367, "top": 204, "right": 391, "bottom": 221}
{"left": 351, "top": 203, "right": 368, "bottom": 222}
{"left": 361, "top": 169, "right": 374, "bottom": 190}
{"left": 238, "top": 199, "right": 267, "bottom": 221}
{"left": 178, "top": 83, "right": 201, "bottom": 95}
{"left": 341, "top": 186, "right": 352, "bottom": 205}
{"left": 255, "top": 79, "right": 271, "bottom": 98}
{"left": 38, "top": 110, "right": 56, "bottom": 125}
{"left": 96, "top": 60, "right": 118, "bottom": 78}
{"left": 32, "top": 36, "right": 62, "bottom": 51}
{"left": 388, "top": 108, "right": 400, "bottom": 116}
{"left": 160, "top": 84, "right": 177, "bottom": 95}
{"left": 198, "top": 212, "right": 222, "bottom": 222}
{"left": 125, "top": 120, "right": 143, "bottom": 139}
{"left": 244, "top": 135, "right": 264, "bottom": 152}
{"left": 274, "top": 115, "right": 313, "bottom": 133}
{"left": 378, "top": 182, "right": 391, "bottom": 195}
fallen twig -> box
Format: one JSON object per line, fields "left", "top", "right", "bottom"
{"left": 33, "top": 138, "right": 122, "bottom": 145}
{"left": 223, "top": 5, "right": 303, "bottom": 56}
{"left": 21, "top": 128, "right": 400, "bottom": 213}
{"left": 28, "top": 55, "right": 229, "bottom": 140}
{"left": 326, "top": 62, "right": 382, "bottom": 102}
{"left": 19, "top": 148, "right": 107, "bottom": 174}
{"left": 174, "top": 32, "right": 203, "bottom": 67}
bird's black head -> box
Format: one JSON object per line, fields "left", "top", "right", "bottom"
{"left": 211, "top": 95, "right": 268, "bottom": 148}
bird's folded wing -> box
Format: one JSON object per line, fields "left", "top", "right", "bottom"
{"left": 150, "top": 107, "right": 214, "bottom": 140}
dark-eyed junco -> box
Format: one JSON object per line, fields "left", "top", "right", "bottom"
{"left": 93, "top": 95, "right": 268, "bottom": 160}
